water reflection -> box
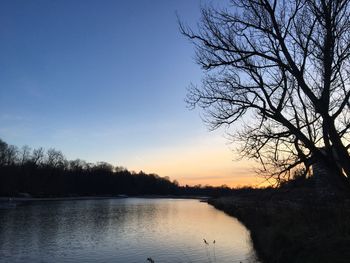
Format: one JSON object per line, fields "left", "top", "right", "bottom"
{"left": 0, "top": 198, "right": 258, "bottom": 262}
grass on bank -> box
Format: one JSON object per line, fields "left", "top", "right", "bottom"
{"left": 209, "top": 182, "right": 350, "bottom": 263}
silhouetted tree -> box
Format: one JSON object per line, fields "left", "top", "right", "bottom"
{"left": 4, "top": 145, "right": 18, "bottom": 166}
{"left": 19, "top": 145, "right": 31, "bottom": 166}
{"left": 46, "top": 148, "right": 66, "bottom": 169}
{"left": 0, "top": 139, "right": 8, "bottom": 166}
{"left": 69, "top": 159, "right": 87, "bottom": 171}
{"left": 181, "top": 0, "right": 350, "bottom": 189}
{"left": 31, "top": 147, "right": 45, "bottom": 166}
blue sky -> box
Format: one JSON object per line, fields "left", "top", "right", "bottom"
{"left": 0, "top": 0, "right": 259, "bottom": 186}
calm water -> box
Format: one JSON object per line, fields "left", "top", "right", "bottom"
{"left": 0, "top": 198, "right": 258, "bottom": 263}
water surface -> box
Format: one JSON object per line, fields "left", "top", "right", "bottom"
{"left": 0, "top": 198, "right": 258, "bottom": 262}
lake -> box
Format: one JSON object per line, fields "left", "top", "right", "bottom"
{"left": 0, "top": 198, "right": 258, "bottom": 263}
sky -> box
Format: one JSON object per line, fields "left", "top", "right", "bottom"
{"left": 0, "top": 0, "right": 261, "bottom": 187}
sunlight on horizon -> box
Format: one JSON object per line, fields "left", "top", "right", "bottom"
{"left": 118, "top": 134, "right": 263, "bottom": 187}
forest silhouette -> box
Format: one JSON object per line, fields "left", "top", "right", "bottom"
{"left": 0, "top": 138, "right": 236, "bottom": 197}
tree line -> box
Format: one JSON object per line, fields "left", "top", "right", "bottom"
{"left": 0, "top": 138, "right": 235, "bottom": 197}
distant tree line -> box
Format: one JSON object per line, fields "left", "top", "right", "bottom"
{"left": 0, "top": 138, "right": 237, "bottom": 197}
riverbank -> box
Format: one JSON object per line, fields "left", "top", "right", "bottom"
{"left": 0, "top": 195, "right": 127, "bottom": 202}
{"left": 0, "top": 194, "right": 208, "bottom": 203}
{"left": 209, "top": 189, "right": 350, "bottom": 263}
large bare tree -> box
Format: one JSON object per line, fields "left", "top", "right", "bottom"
{"left": 181, "top": 0, "right": 350, "bottom": 188}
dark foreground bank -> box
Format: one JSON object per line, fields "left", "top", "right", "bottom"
{"left": 209, "top": 188, "right": 350, "bottom": 263}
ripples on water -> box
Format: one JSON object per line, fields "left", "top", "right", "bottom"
{"left": 0, "top": 198, "right": 258, "bottom": 262}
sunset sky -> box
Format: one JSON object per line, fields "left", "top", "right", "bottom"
{"left": 0, "top": 0, "right": 261, "bottom": 187}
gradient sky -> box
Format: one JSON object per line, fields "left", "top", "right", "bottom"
{"left": 0, "top": 0, "right": 261, "bottom": 187}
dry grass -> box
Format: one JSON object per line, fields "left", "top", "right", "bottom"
{"left": 209, "top": 190, "right": 350, "bottom": 263}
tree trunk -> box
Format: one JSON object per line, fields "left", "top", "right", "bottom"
{"left": 312, "top": 149, "right": 349, "bottom": 196}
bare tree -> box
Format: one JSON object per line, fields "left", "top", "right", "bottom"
{"left": 69, "top": 159, "right": 87, "bottom": 172}
{"left": 46, "top": 148, "right": 67, "bottom": 169}
{"left": 181, "top": 0, "right": 350, "bottom": 188}
{"left": 7, "top": 145, "right": 18, "bottom": 165}
{"left": 19, "top": 145, "right": 31, "bottom": 166}
{"left": 0, "top": 139, "right": 8, "bottom": 167}
{"left": 31, "top": 147, "right": 45, "bottom": 166}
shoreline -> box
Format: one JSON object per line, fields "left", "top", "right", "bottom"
{"left": 0, "top": 196, "right": 127, "bottom": 202}
{"left": 208, "top": 194, "right": 350, "bottom": 263}
{"left": 0, "top": 195, "right": 208, "bottom": 203}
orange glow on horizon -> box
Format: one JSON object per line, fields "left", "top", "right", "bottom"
{"left": 120, "top": 134, "right": 266, "bottom": 188}
{"left": 177, "top": 175, "right": 266, "bottom": 188}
